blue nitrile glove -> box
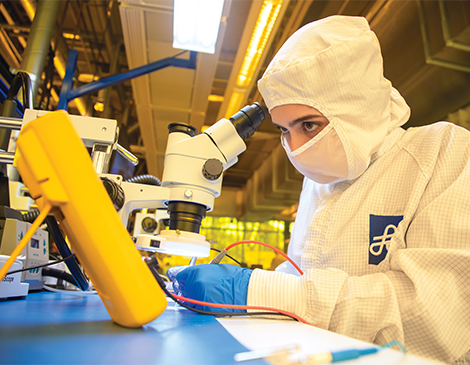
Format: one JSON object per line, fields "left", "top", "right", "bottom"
{"left": 167, "top": 265, "right": 188, "bottom": 295}
{"left": 167, "top": 264, "right": 252, "bottom": 313}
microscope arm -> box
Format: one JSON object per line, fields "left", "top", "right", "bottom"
{"left": 117, "top": 182, "right": 170, "bottom": 228}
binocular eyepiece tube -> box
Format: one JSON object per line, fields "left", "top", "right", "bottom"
{"left": 230, "top": 102, "right": 267, "bottom": 140}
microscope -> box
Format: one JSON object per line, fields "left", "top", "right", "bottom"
{"left": 104, "top": 102, "right": 267, "bottom": 257}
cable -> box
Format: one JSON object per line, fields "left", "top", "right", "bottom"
{"left": 42, "top": 268, "right": 78, "bottom": 287}
{"left": 44, "top": 216, "right": 89, "bottom": 291}
{"left": 0, "top": 203, "right": 52, "bottom": 281}
{"left": 43, "top": 285, "right": 97, "bottom": 296}
{"left": 22, "top": 209, "right": 40, "bottom": 223}
{"left": 5, "top": 71, "right": 32, "bottom": 111}
{"left": 169, "top": 291, "right": 308, "bottom": 323}
{"left": 145, "top": 256, "right": 307, "bottom": 323}
{"left": 381, "top": 340, "right": 407, "bottom": 354}
{"left": 212, "top": 240, "right": 303, "bottom": 275}
{"left": 226, "top": 241, "right": 302, "bottom": 274}
{"left": 21, "top": 210, "right": 89, "bottom": 290}
{"left": 210, "top": 247, "right": 242, "bottom": 266}
{"left": 166, "top": 288, "right": 297, "bottom": 320}
{"left": 5, "top": 254, "right": 76, "bottom": 275}
{"left": 124, "top": 174, "right": 161, "bottom": 186}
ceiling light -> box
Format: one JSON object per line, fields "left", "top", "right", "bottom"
{"left": 173, "top": 0, "right": 224, "bottom": 54}
{"left": 225, "top": 89, "right": 245, "bottom": 119}
{"left": 78, "top": 74, "right": 100, "bottom": 83}
{"left": 62, "top": 32, "right": 80, "bottom": 40}
{"left": 50, "top": 88, "right": 59, "bottom": 102}
{"left": 224, "top": 0, "right": 283, "bottom": 119}
{"left": 53, "top": 57, "right": 65, "bottom": 79}
{"left": 94, "top": 102, "right": 104, "bottom": 112}
{"left": 208, "top": 94, "right": 224, "bottom": 102}
{"left": 236, "top": 0, "right": 282, "bottom": 88}
{"left": 75, "top": 98, "right": 87, "bottom": 116}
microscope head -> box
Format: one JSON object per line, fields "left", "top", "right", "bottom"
{"left": 162, "top": 103, "right": 267, "bottom": 234}
{"left": 134, "top": 103, "right": 267, "bottom": 257}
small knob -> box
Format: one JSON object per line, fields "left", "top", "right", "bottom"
{"left": 202, "top": 158, "right": 223, "bottom": 181}
{"left": 101, "top": 177, "right": 125, "bottom": 211}
{"left": 141, "top": 216, "right": 158, "bottom": 233}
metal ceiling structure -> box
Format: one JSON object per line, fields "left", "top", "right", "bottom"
{"left": 1, "top": 0, "right": 470, "bottom": 222}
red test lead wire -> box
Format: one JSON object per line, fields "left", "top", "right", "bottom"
{"left": 171, "top": 293, "right": 309, "bottom": 324}
{"left": 200, "top": 240, "right": 305, "bottom": 322}
{"left": 225, "top": 240, "right": 304, "bottom": 275}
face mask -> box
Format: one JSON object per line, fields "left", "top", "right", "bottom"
{"left": 281, "top": 124, "right": 349, "bottom": 184}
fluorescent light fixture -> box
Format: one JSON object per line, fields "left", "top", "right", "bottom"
{"left": 78, "top": 74, "right": 100, "bottom": 83}
{"left": 224, "top": 0, "right": 282, "bottom": 119}
{"left": 236, "top": 0, "right": 282, "bottom": 87}
{"left": 53, "top": 56, "right": 65, "bottom": 79}
{"left": 173, "top": 0, "right": 224, "bottom": 54}
{"left": 208, "top": 94, "right": 224, "bottom": 102}
{"left": 62, "top": 32, "right": 80, "bottom": 40}
{"left": 50, "top": 88, "right": 59, "bottom": 102}
{"left": 225, "top": 89, "right": 245, "bottom": 119}
{"left": 74, "top": 98, "right": 87, "bottom": 116}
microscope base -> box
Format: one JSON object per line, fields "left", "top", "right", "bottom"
{"left": 135, "top": 230, "right": 210, "bottom": 258}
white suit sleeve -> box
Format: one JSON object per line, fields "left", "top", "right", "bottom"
{"left": 248, "top": 248, "right": 470, "bottom": 363}
{"left": 247, "top": 267, "right": 403, "bottom": 345}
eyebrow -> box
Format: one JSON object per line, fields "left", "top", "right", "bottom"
{"left": 272, "top": 114, "right": 325, "bottom": 129}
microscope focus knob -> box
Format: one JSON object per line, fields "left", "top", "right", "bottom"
{"left": 141, "top": 216, "right": 158, "bottom": 233}
{"left": 101, "top": 177, "right": 125, "bottom": 211}
{"left": 202, "top": 158, "right": 224, "bottom": 181}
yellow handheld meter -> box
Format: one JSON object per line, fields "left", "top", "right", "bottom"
{"left": 15, "top": 110, "right": 167, "bottom": 327}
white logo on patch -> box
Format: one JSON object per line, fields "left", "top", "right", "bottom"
{"left": 369, "top": 224, "right": 397, "bottom": 256}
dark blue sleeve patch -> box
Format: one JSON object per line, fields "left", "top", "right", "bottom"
{"left": 369, "top": 214, "right": 404, "bottom": 265}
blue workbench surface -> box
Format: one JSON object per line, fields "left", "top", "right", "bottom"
{"left": 0, "top": 291, "right": 267, "bottom": 365}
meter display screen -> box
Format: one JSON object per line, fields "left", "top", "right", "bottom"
{"left": 31, "top": 238, "right": 39, "bottom": 249}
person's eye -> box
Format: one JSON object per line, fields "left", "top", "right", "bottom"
{"left": 275, "top": 125, "right": 289, "bottom": 134}
{"left": 302, "top": 121, "right": 318, "bottom": 132}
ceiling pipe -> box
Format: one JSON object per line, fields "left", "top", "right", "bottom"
{"left": 97, "top": 1, "right": 126, "bottom": 111}
{"left": 19, "top": 0, "right": 60, "bottom": 103}
{"left": 20, "top": 0, "right": 88, "bottom": 114}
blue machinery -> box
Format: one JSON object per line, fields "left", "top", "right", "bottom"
{"left": 57, "top": 49, "right": 197, "bottom": 111}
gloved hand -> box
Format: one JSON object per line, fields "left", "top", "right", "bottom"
{"left": 166, "top": 265, "right": 188, "bottom": 295}
{"left": 167, "top": 264, "right": 252, "bottom": 313}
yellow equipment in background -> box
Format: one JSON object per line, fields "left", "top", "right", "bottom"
{"left": 14, "top": 110, "right": 167, "bottom": 328}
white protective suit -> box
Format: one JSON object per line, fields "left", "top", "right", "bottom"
{"left": 248, "top": 15, "right": 470, "bottom": 364}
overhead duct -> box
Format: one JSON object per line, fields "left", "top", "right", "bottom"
{"left": 21, "top": 0, "right": 88, "bottom": 114}
{"left": 18, "top": 0, "right": 60, "bottom": 102}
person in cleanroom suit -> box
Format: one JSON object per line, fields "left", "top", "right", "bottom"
{"left": 168, "top": 15, "right": 470, "bottom": 364}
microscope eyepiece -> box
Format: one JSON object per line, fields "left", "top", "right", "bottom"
{"left": 229, "top": 102, "right": 267, "bottom": 140}
{"left": 167, "top": 122, "right": 197, "bottom": 137}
